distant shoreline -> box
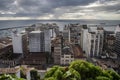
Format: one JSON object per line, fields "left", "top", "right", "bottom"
{"left": 0, "top": 19, "right": 119, "bottom": 30}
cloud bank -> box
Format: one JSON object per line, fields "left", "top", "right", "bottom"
{"left": 0, "top": 0, "right": 120, "bottom": 20}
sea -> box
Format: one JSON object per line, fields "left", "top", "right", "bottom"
{"left": 0, "top": 19, "right": 119, "bottom": 37}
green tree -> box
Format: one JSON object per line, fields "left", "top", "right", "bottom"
{"left": 0, "top": 74, "right": 25, "bottom": 80}
{"left": 44, "top": 60, "right": 120, "bottom": 80}
{"left": 62, "top": 68, "right": 81, "bottom": 80}
{"left": 96, "top": 76, "right": 111, "bottom": 80}
{"left": 30, "top": 70, "right": 40, "bottom": 80}
{"left": 44, "top": 66, "right": 64, "bottom": 80}
{"left": 44, "top": 77, "right": 56, "bottom": 80}
{"left": 106, "top": 70, "right": 120, "bottom": 80}
{"left": 69, "top": 60, "right": 102, "bottom": 79}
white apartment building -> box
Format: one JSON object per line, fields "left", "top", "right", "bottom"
{"left": 81, "top": 26, "right": 104, "bottom": 57}
{"left": 12, "top": 32, "right": 27, "bottom": 54}
{"left": 81, "top": 27, "right": 88, "bottom": 52}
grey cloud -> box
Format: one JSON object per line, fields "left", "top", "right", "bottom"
{"left": 49, "top": 0, "right": 97, "bottom": 8}
{"left": 0, "top": 0, "right": 119, "bottom": 19}
{"left": 88, "top": 3, "right": 120, "bottom": 13}
{"left": 0, "top": 0, "right": 97, "bottom": 17}
{"left": 0, "top": 0, "right": 14, "bottom": 10}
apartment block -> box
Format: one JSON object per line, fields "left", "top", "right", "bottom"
{"left": 103, "top": 31, "right": 116, "bottom": 58}
{"left": 54, "top": 45, "right": 62, "bottom": 64}
{"left": 80, "top": 25, "right": 88, "bottom": 52}
{"left": 81, "top": 26, "right": 104, "bottom": 57}
{"left": 52, "top": 37, "right": 62, "bottom": 64}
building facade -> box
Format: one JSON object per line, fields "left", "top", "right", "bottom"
{"left": 82, "top": 27, "right": 104, "bottom": 57}
{"left": 52, "top": 37, "right": 62, "bottom": 64}
{"left": 60, "top": 46, "right": 74, "bottom": 65}
{"left": 54, "top": 45, "right": 62, "bottom": 64}
{"left": 29, "top": 30, "right": 51, "bottom": 53}
{"left": 80, "top": 25, "right": 88, "bottom": 52}
{"left": 12, "top": 32, "right": 27, "bottom": 54}
{"left": 115, "top": 25, "right": 120, "bottom": 56}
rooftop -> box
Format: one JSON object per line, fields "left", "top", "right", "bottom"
{"left": 62, "top": 46, "right": 73, "bottom": 55}
{"left": 97, "top": 27, "right": 104, "bottom": 30}
{"left": 0, "top": 37, "right": 12, "bottom": 46}
{"left": 0, "top": 68, "right": 19, "bottom": 74}
{"left": 72, "top": 44, "right": 85, "bottom": 58}
{"left": 30, "top": 30, "right": 42, "bottom": 33}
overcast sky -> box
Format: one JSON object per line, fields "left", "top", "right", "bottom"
{"left": 0, "top": 0, "right": 120, "bottom": 20}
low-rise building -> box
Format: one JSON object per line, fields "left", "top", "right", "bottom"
{"left": 0, "top": 37, "right": 12, "bottom": 56}
{"left": 22, "top": 53, "right": 47, "bottom": 65}
{"left": 60, "top": 46, "right": 74, "bottom": 65}
{"left": 0, "top": 67, "right": 20, "bottom": 78}
{"left": 0, "top": 65, "right": 35, "bottom": 80}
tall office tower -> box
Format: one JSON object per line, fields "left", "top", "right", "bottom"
{"left": 115, "top": 25, "right": 120, "bottom": 56}
{"left": 29, "top": 30, "right": 51, "bottom": 53}
{"left": 12, "top": 31, "right": 27, "bottom": 55}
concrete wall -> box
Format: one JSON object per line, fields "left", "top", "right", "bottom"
{"left": 12, "top": 33, "right": 23, "bottom": 53}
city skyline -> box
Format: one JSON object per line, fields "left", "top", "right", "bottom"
{"left": 0, "top": 0, "right": 120, "bottom": 20}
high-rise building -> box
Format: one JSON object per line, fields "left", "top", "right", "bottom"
{"left": 12, "top": 32, "right": 27, "bottom": 55}
{"left": 63, "top": 24, "right": 81, "bottom": 45}
{"left": 115, "top": 25, "right": 120, "bottom": 56}
{"left": 54, "top": 44, "right": 62, "bottom": 64}
{"left": 28, "top": 30, "right": 51, "bottom": 53}
{"left": 52, "top": 36, "right": 62, "bottom": 64}
{"left": 80, "top": 25, "right": 88, "bottom": 52}
{"left": 44, "top": 30, "right": 51, "bottom": 52}
{"left": 82, "top": 27, "right": 104, "bottom": 57}
{"left": 69, "top": 24, "right": 81, "bottom": 44}
{"left": 103, "top": 31, "right": 115, "bottom": 55}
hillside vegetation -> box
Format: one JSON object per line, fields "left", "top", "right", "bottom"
{"left": 44, "top": 60, "right": 120, "bottom": 80}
